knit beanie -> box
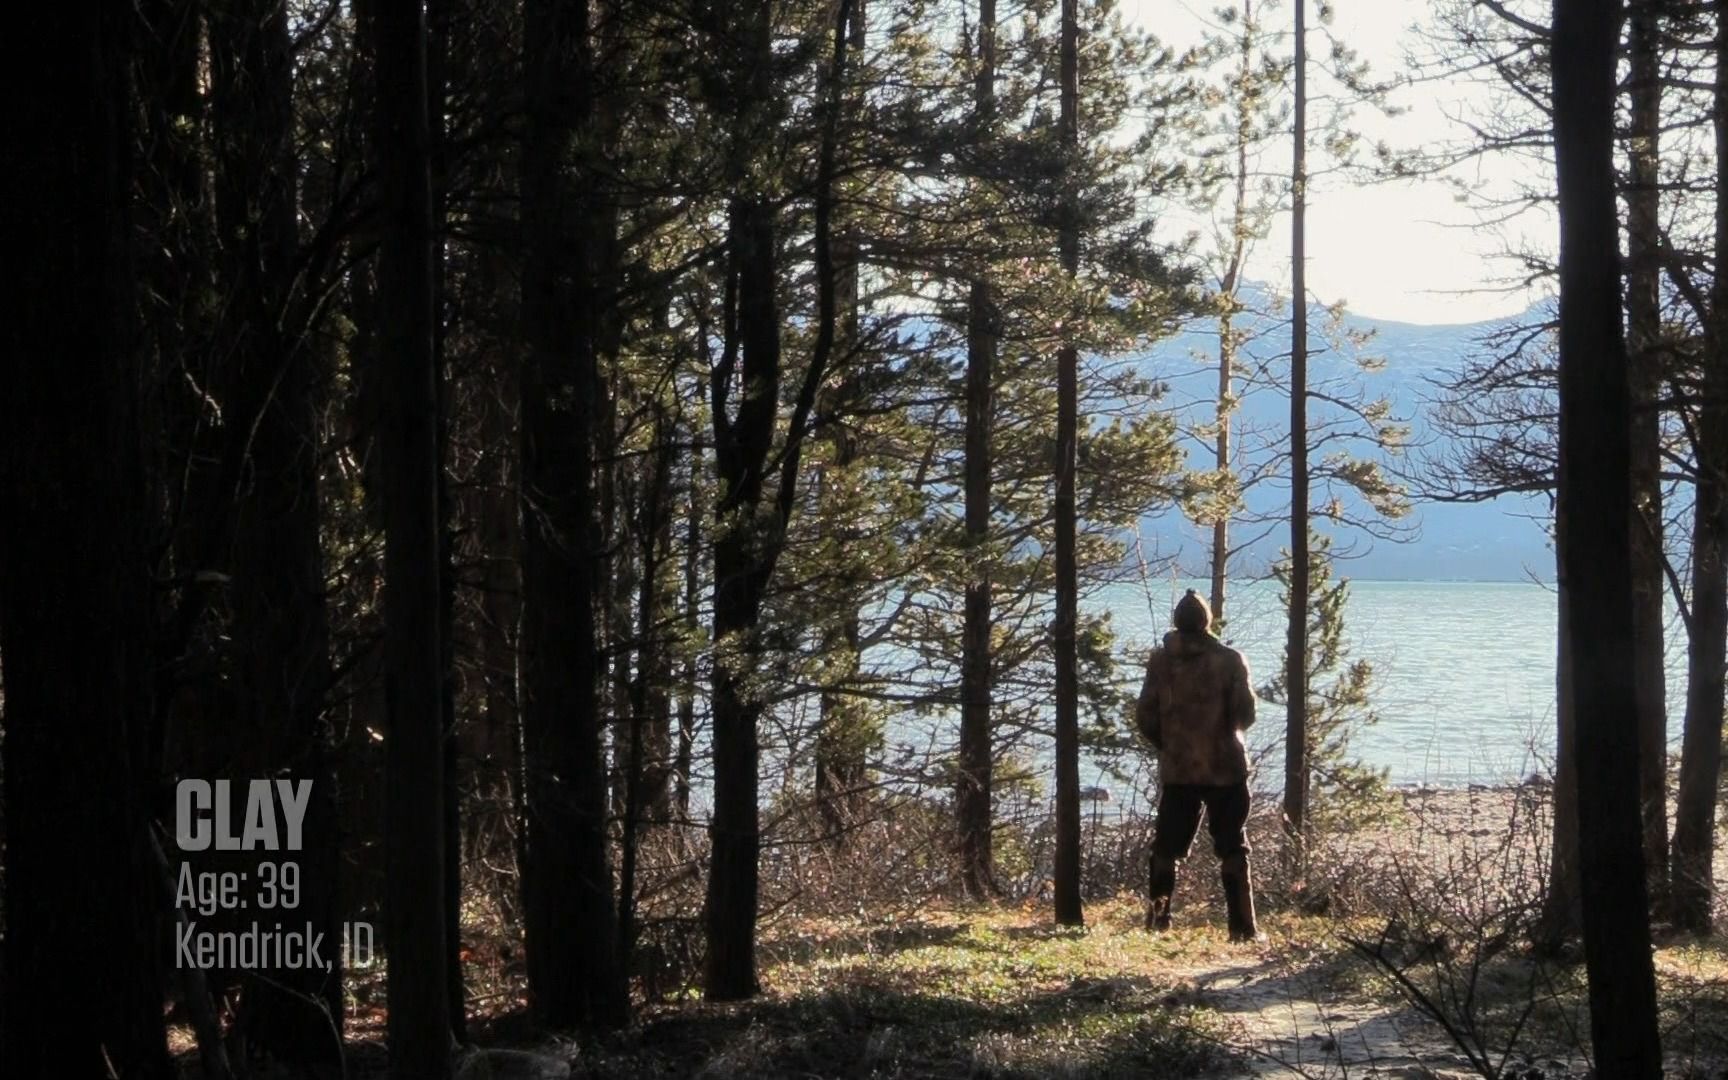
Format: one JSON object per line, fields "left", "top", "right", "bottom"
{"left": 1173, "top": 589, "right": 1211, "bottom": 634}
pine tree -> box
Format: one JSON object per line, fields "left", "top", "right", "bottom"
{"left": 1258, "top": 532, "right": 1390, "bottom": 843}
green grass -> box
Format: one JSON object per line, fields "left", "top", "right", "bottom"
{"left": 569, "top": 899, "right": 1368, "bottom": 1079}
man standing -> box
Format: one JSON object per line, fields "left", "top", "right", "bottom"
{"left": 1136, "top": 589, "right": 1261, "bottom": 941}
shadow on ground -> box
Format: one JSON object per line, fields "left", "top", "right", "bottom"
{"left": 572, "top": 978, "right": 1233, "bottom": 1079}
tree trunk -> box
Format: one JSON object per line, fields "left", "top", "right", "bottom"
{"left": 1052, "top": 0, "right": 1085, "bottom": 928}
{"left": 621, "top": 408, "right": 678, "bottom": 969}
{"left": 1211, "top": 305, "right": 1234, "bottom": 622}
{"left": 706, "top": 0, "right": 850, "bottom": 995}
{"left": 604, "top": 383, "right": 637, "bottom": 820}
{"left": 705, "top": 188, "right": 781, "bottom": 999}
{"left": 677, "top": 420, "right": 704, "bottom": 821}
{"left": 1210, "top": 0, "right": 1255, "bottom": 625}
{"left": 642, "top": 404, "right": 679, "bottom": 823}
{"left": 518, "top": 0, "right": 629, "bottom": 1030}
{"left": 1282, "top": 0, "right": 1312, "bottom": 860}
{"left": 958, "top": 0, "right": 999, "bottom": 901}
{"left": 815, "top": 604, "right": 866, "bottom": 837}
{"left": 0, "top": 7, "right": 172, "bottom": 1075}
{"left": 1624, "top": 0, "right": 1669, "bottom": 910}
{"left": 374, "top": 0, "right": 454, "bottom": 1072}
{"left": 471, "top": 242, "right": 523, "bottom": 923}
{"left": 208, "top": 0, "right": 344, "bottom": 1057}
{"left": 426, "top": 0, "right": 468, "bottom": 1038}
{"left": 1552, "top": 0, "right": 1664, "bottom": 1070}
{"left": 1672, "top": 0, "right": 1728, "bottom": 937}
{"left": 815, "top": 0, "right": 872, "bottom": 843}
{"left": 1538, "top": 542, "right": 1584, "bottom": 949}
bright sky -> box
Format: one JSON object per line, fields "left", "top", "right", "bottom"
{"left": 1125, "top": 0, "right": 1556, "bottom": 326}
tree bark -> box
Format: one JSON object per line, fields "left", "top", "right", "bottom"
{"left": 621, "top": 407, "right": 678, "bottom": 969}
{"left": 0, "top": 6, "right": 172, "bottom": 1075}
{"left": 705, "top": 196, "right": 779, "bottom": 997}
{"left": 374, "top": 0, "right": 455, "bottom": 1072}
{"left": 958, "top": 0, "right": 999, "bottom": 900}
{"left": 1624, "top": 0, "right": 1669, "bottom": 910}
{"left": 208, "top": 0, "right": 344, "bottom": 1057}
{"left": 1282, "top": 0, "right": 1312, "bottom": 860}
{"left": 426, "top": 0, "right": 468, "bottom": 1037}
{"left": 1052, "top": 0, "right": 1085, "bottom": 928}
{"left": 518, "top": 0, "right": 629, "bottom": 1030}
{"left": 677, "top": 419, "right": 704, "bottom": 820}
{"left": 705, "top": 0, "right": 851, "bottom": 996}
{"left": 1209, "top": 0, "right": 1256, "bottom": 625}
{"left": 1672, "top": 0, "right": 1728, "bottom": 937}
{"left": 1538, "top": 543, "right": 1584, "bottom": 949}
{"left": 1552, "top": 0, "right": 1664, "bottom": 1071}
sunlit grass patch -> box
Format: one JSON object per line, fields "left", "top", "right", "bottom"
{"left": 569, "top": 898, "right": 1266, "bottom": 1077}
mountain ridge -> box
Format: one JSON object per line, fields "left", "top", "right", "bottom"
{"left": 1137, "top": 284, "right": 1557, "bottom": 583}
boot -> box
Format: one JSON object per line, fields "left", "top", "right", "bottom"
{"left": 1221, "top": 852, "right": 1262, "bottom": 943}
{"left": 1146, "top": 855, "right": 1177, "bottom": 931}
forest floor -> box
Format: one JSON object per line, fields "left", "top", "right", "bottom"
{"left": 546, "top": 785, "right": 1728, "bottom": 1079}
{"left": 551, "top": 900, "right": 1557, "bottom": 1080}
{"left": 172, "top": 786, "right": 1728, "bottom": 1078}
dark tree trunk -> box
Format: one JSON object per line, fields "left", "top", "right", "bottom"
{"left": 1051, "top": 0, "right": 1084, "bottom": 928}
{"left": 815, "top": 603, "right": 865, "bottom": 837}
{"left": 676, "top": 421, "right": 704, "bottom": 821}
{"left": 137, "top": 0, "right": 208, "bottom": 637}
{"left": 958, "top": 0, "right": 999, "bottom": 901}
{"left": 1624, "top": 0, "right": 1669, "bottom": 909}
{"left": 706, "top": 0, "right": 851, "bottom": 996}
{"left": 641, "top": 403, "right": 679, "bottom": 823}
{"left": 1283, "top": 0, "right": 1311, "bottom": 860}
{"left": 621, "top": 407, "right": 677, "bottom": 968}
{"left": 604, "top": 383, "right": 637, "bottom": 820}
{"left": 705, "top": 194, "right": 780, "bottom": 1001}
{"left": 1538, "top": 549, "right": 1584, "bottom": 949}
{"left": 208, "top": 0, "right": 343, "bottom": 1058}
{"left": 1552, "top": 0, "right": 1664, "bottom": 1071}
{"left": 373, "top": 0, "right": 454, "bottom": 1072}
{"left": 1672, "top": 0, "right": 1728, "bottom": 937}
{"left": 0, "top": 7, "right": 171, "bottom": 1075}
{"left": 473, "top": 243, "right": 524, "bottom": 865}
{"left": 518, "top": 0, "right": 629, "bottom": 1030}
{"left": 814, "top": 0, "right": 872, "bottom": 843}
{"left": 426, "top": 0, "right": 467, "bottom": 1038}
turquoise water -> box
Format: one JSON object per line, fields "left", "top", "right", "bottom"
{"left": 1098, "top": 578, "right": 1687, "bottom": 787}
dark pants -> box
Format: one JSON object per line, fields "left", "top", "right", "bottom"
{"left": 1152, "top": 782, "right": 1251, "bottom": 860}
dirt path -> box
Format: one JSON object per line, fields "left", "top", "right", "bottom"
{"left": 1158, "top": 782, "right": 1592, "bottom": 1078}
{"left": 1175, "top": 951, "right": 1481, "bottom": 1077}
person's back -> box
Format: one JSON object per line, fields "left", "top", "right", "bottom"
{"left": 1138, "top": 628, "right": 1254, "bottom": 786}
{"left": 1136, "top": 590, "right": 1262, "bottom": 941}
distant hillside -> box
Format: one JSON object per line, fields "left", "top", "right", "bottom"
{"left": 1134, "top": 286, "right": 1557, "bottom": 582}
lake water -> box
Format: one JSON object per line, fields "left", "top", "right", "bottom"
{"left": 1096, "top": 578, "right": 1688, "bottom": 788}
